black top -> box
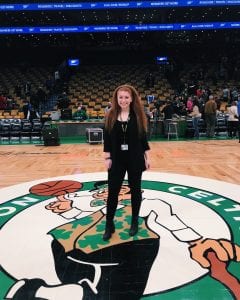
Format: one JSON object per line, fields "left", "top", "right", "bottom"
{"left": 104, "top": 112, "right": 150, "bottom": 172}
{"left": 162, "top": 104, "right": 174, "bottom": 120}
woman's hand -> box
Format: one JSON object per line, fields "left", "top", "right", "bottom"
{"left": 145, "top": 158, "right": 150, "bottom": 170}
{"left": 144, "top": 151, "right": 150, "bottom": 170}
{"left": 104, "top": 158, "right": 112, "bottom": 170}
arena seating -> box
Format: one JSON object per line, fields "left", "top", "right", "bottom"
{"left": 0, "top": 118, "right": 43, "bottom": 143}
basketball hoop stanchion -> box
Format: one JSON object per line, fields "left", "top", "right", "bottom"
{"left": 207, "top": 251, "right": 240, "bottom": 299}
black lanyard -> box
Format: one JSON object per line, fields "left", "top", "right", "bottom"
{"left": 120, "top": 114, "right": 130, "bottom": 144}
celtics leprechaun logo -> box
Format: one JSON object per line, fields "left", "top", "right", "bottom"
{"left": 0, "top": 172, "right": 239, "bottom": 300}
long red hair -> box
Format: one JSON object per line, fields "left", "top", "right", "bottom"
{"left": 105, "top": 84, "right": 147, "bottom": 134}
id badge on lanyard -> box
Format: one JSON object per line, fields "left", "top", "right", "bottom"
{"left": 121, "top": 144, "right": 128, "bottom": 151}
{"left": 121, "top": 116, "right": 130, "bottom": 151}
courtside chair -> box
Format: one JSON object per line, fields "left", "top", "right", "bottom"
{"left": 21, "top": 119, "right": 32, "bottom": 143}
{"left": 10, "top": 119, "right": 22, "bottom": 143}
{"left": 0, "top": 119, "right": 11, "bottom": 142}
{"left": 167, "top": 121, "right": 179, "bottom": 140}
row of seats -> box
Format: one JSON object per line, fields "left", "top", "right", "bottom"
{"left": 0, "top": 66, "right": 52, "bottom": 95}
{"left": 67, "top": 64, "right": 174, "bottom": 108}
{"left": 0, "top": 110, "right": 24, "bottom": 119}
{"left": 186, "top": 116, "right": 229, "bottom": 137}
{"left": 0, "top": 119, "right": 44, "bottom": 142}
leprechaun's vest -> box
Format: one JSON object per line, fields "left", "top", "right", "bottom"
{"left": 50, "top": 206, "right": 158, "bottom": 254}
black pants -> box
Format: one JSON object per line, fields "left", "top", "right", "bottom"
{"left": 228, "top": 121, "right": 238, "bottom": 137}
{"left": 205, "top": 114, "right": 216, "bottom": 137}
{"left": 106, "top": 163, "right": 143, "bottom": 222}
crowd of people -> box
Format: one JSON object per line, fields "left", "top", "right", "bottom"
{"left": 0, "top": 92, "right": 18, "bottom": 110}
{"left": 147, "top": 79, "right": 240, "bottom": 140}
{"left": 0, "top": 53, "right": 240, "bottom": 141}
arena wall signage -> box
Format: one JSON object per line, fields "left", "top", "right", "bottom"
{"left": 0, "top": 21, "right": 240, "bottom": 34}
{"left": 1, "top": 1, "right": 240, "bottom": 11}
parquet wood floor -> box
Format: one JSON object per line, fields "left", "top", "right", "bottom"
{"left": 0, "top": 139, "right": 239, "bottom": 189}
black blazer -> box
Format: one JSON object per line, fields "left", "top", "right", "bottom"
{"left": 104, "top": 113, "right": 150, "bottom": 172}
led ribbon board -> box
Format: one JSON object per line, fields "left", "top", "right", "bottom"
{"left": 0, "top": 1, "right": 240, "bottom": 11}
{"left": 0, "top": 22, "right": 240, "bottom": 34}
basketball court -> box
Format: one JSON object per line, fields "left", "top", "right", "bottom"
{"left": 0, "top": 140, "right": 239, "bottom": 300}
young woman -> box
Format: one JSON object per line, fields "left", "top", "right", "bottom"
{"left": 103, "top": 84, "right": 150, "bottom": 240}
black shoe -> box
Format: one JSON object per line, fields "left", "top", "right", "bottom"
{"left": 103, "top": 221, "right": 115, "bottom": 241}
{"left": 129, "top": 220, "right": 138, "bottom": 236}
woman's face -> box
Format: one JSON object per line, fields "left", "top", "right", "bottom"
{"left": 117, "top": 89, "right": 132, "bottom": 110}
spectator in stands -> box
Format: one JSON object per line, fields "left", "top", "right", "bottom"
{"left": 204, "top": 95, "right": 217, "bottom": 138}
{"left": 144, "top": 104, "right": 153, "bottom": 120}
{"left": 22, "top": 100, "right": 31, "bottom": 119}
{"left": 231, "top": 87, "right": 238, "bottom": 102}
{"left": 188, "top": 82, "right": 197, "bottom": 96}
{"left": 222, "top": 86, "right": 230, "bottom": 103}
{"left": 74, "top": 102, "right": 85, "bottom": 111}
{"left": 144, "top": 104, "right": 153, "bottom": 140}
{"left": 202, "top": 86, "right": 211, "bottom": 102}
{"left": 198, "top": 96, "right": 205, "bottom": 115}
{"left": 215, "top": 96, "right": 222, "bottom": 112}
{"left": 30, "top": 92, "right": 40, "bottom": 110}
{"left": 227, "top": 101, "right": 239, "bottom": 138}
{"left": 162, "top": 100, "right": 174, "bottom": 137}
{"left": 196, "top": 86, "right": 203, "bottom": 98}
{"left": 237, "top": 96, "right": 240, "bottom": 116}
{"left": 57, "top": 92, "right": 70, "bottom": 109}
{"left": 72, "top": 103, "right": 87, "bottom": 121}
{"left": 145, "top": 72, "right": 155, "bottom": 88}
{"left": 162, "top": 100, "right": 174, "bottom": 120}
{"left": 24, "top": 81, "right": 31, "bottom": 96}
{"left": 179, "top": 103, "right": 188, "bottom": 116}
{"left": 186, "top": 96, "right": 193, "bottom": 113}
{"left": 0, "top": 93, "right": 7, "bottom": 110}
{"left": 189, "top": 98, "right": 202, "bottom": 139}
{"left": 6, "top": 95, "right": 14, "bottom": 110}
{"left": 46, "top": 76, "right": 54, "bottom": 94}
{"left": 36, "top": 86, "right": 47, "bottom": 104}
{"left": 14, "top": 82, "right": 22, "bottom": 97}
{"left": 153, "top": 98, "right": 162, "bottom": 119}
{"left": 172, "top": 96, "right": 181, "bottom": 116}
{"left": 146, "top": 95, "right": 155, "bottom": 105}
{"left": 27, "top": 106, "right": 40, "bottom": 122}
{"left": 104, "top": 102, "right": 112, "bottom": 116}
